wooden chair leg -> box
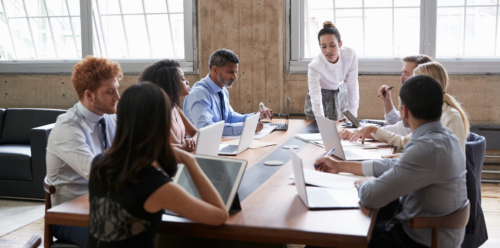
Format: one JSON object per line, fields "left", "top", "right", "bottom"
{"left": 44, "top": 223, "right": 53, "bottom": 248}
{"left": 431, "top": 227, "right": 438, "bottom": 248}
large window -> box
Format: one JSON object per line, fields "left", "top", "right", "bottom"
{"left": 288, "top": 0, "right": 500, "bottom": 74}
{"left": 0, "top": 0, "right": 196, "bottom": 73}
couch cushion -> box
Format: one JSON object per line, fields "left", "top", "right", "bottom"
{"left": 0, "top": 109, "right": 5, "bottom": 140}
{"left": 0, "top": 144, "right": 32, "bottom": 181}
{"left": 0, "top": 108, "right": 66, "bottom": 145}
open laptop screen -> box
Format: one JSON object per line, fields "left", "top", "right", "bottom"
{"left": 173, "top": 155, "right": 247, "bottom": 210}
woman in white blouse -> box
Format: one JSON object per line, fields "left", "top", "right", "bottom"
{"left": 305, "top": 21, "right": 359, "bottom": 120}
{"left": 344, "top": 61, "right": 470, "bottom": 154}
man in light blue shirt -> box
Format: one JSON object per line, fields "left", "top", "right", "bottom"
{"left": 183, "top": 49, "right": 271, "bottom": 136}
{"left": 314, "top": 75, "right": 467, "bottom": 248}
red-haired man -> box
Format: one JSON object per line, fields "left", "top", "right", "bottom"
{"left": 46, "top": 56, "right": 122, "bottom": 246}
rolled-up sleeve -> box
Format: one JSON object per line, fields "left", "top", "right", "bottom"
{"left": 307, "top": 67, "right": 324, "bottom": 118}
{"left": 385, "top": 107, "right": 401, "bottom": 125}
{"left": 345, "top": 51, "right": 359, "bottom": 117}
{"left": 357, "top": 143, "right": 436, "bottom": 209}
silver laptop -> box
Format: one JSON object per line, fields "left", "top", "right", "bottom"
{"left": 270, "top": 96, "right": 290, "bottom": 131}
{"left": 290, "top": 149, "right": 359, "bottom": 210}
{"left": 315, "top": 115, "right": 382, "bottom": 161}
{"left": 218, "top": 114, "right": 260, "bottom": 156}
{"left": 195, "top": 121, "right": 225, "bottom": 157}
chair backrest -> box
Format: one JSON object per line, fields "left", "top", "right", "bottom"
{"left": 23, "top": 235, "right": 42, "bottom": 248}
{"left": 0, "top": 108, "right": 65, "bottom": 145}
{"left": 466, "top": 132, "right": 486, "bottom": 201}
{"left": 411, "top": 200, "right": 470, "bottom": 248}
{"left": 0, "top": 108, "right": 5, "bottom": 140}
{"left": 44, "top": 176, "right": 56, "bottom": 248}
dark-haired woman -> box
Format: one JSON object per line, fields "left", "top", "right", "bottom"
{"left": 86, "top": 83, "right": 228, "bottom": 248}
{"left": 305, "top": 21, "right": 359, "bottom": 120}
{"left": 139, "top": 60, "right": 198, "bottom": 152}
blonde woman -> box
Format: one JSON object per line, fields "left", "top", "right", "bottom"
{"left": 345, "top": 61, "right": 469, "bottom": 154}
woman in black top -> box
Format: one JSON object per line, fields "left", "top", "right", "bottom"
{"left": 87, "top": 83, "right": 228, "bottom": 248}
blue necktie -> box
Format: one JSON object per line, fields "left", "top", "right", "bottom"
{"left": 98, "top": 118, "right": 108, "bottom": 149}
{"left": 217, "top": 91, "right": 225, "bottom": 119}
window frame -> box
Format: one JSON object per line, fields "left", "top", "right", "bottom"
{"left": 0, "top": 0, "right": 198, "bottom": 74}
{"left": 287, "top": 0, "right": 500, "bottom": 74}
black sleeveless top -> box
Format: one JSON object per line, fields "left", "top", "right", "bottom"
{"left": 86, "top": 154, "right": 171, "bottom": 248}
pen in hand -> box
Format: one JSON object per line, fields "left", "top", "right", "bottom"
{"left": 378, "top": 86, "right": 394, "bottom": 97}
{"left": 314, "top": 148, "right": 335, "bottom": 169}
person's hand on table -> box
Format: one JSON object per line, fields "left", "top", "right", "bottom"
{"left": 314, "top": 156, "right": 342, "bottom": 174}
{"left": 338, "top": 129, "right": 355, "bottom": 140}
{"left": 338, "top": 117, "right": 347, "bottom": 123}
{"left": 180, "top": 137, "right": 196, "bottom": 152}
{"left": 378, "top": 85, "right": 392, "bottom": 102}
{"left": 349, "top": 126, "right": 378, "bottom": 144}
{"left": 382, "top": 153, "right": 402, "bottom": 159}
{"left": 258, "top": 107, "right": 273, "bottom": 120}
{"left": 354, "top": 176, "right": 375, "bottom": 188}
{"left": 255, "top": 122, "right": 263, "bottom": 133}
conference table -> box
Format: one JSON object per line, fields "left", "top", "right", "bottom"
{"left": 45, "top": 119, "right": 394, "bottom": 248}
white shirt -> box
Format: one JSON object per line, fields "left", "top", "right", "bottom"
{"left": 385, "top": 107, "right": 401, "bottom": 125}
{"left": 374, "top": 103, "right": 466, "bottom": 154}
{"left": 46, "top": 102, "right": 117, "bottom": 206}
{"left": 380, "top": 120, "right": 412, "bottom": 136}
{"left": 307, "top": 46, "right": 359, "bottom": 117}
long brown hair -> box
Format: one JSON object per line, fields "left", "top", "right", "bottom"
{"left": 414, "top": 62, "right": 470, "bottom": 137}
{"left": 91, "top": 82, "right": 177, "bottom": 192}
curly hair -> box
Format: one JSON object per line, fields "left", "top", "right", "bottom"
{"left": 72, "top": 55, "right": 123, "bottom": 99}
{"left": 138, "top": 59, "right": 181, "bottom": 107}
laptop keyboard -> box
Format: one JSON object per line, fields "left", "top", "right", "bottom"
{"left": 307, "top": 189, "right": 338, "bottom": 207}
{"left": 219, "top": 144, "right": 238, "bottom": 154}
{"left": 344, "top": 150, "right": 369, "bottom": 160}
{"left": 270, "top": 123, "right": 288, "bottom": 129}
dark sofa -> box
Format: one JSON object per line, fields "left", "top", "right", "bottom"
{"left": 0, "top": 108, "right": 66, "bottom": 199}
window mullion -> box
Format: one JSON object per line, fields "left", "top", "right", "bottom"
{"left": 165, "top": 0, "right": 177, "bottom": 57}
{"left": 362, "top": 0, "right": 365, "bottom": 56}
{"left": 141, "top": 0, "right": 153, "bottom": 57}
{"left": 64, "top": 0, "right": 79, "bottom": 57}
{"left": 1, "top": 0, "right": 19, "bottom": 59}
{"left": 462, "top": 0, "right": 467, "bottom": 57}
{"left": 495, "top": 3, "right": 499, "bottom": 55}
{"left": 305, "top": 0, "right": 311, "bottom": 58}
{"left": 92, "top": 9, "right": 102, "bottom": 56}
{"left": 80, "top": 0, "right": 92, "bottom": 57}
{"left": 117, "top": 0, "right": 130, "bottom": 58}
{"left": 421, "top": 0, "right": 437, "bottom": 58}
{"left": 42, "top": 0, "right": 60, "bottom": 58}
{"left": 21, "top": 0, "right": 38, "bottom": 57}
{"left": 392, "top": 0, "right": 394, "bottom": 56}
{"left": 332, "top": 0, "right": 336, "bottom": 25}
{"left": 94, "top": 0, "right": 108, "bottom": 57}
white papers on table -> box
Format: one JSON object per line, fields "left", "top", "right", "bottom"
{"left": 223, "top": 124, "right": 276, "bottom": 140}
{"left": 289, "top": 169, "right": 364, "bottom": 190}
{"left": 221, "top": 139, "right": 276, "bottom": 149}
{"left": 294, "top": 133, "right": 322, "bottom": 142}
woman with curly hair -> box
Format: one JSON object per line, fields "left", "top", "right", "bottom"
{"left": 139, "top": 60, "right": 198, "bottom": 152}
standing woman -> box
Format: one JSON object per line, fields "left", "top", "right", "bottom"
{"left": 86, "top": 83, "right": 228, "bottom": 248}
{"left": 139, "top": 60, "right": 198, "bottom": 152}
{"left": 305, "top": 21, "right": 359, "bottom": 120}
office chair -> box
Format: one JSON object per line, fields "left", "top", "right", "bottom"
{"left": 410, "top": 200, "right": 470, "bottom": 248}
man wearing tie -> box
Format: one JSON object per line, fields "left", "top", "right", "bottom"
{"left": 46, "top": 55, "right": 122, "bottom": 247}
{"left": 184, "top": 49, "right": 271, "bottom": 136}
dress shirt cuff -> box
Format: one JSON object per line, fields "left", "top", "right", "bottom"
{"left": 224, "top": 123, "right": 244, "bottom": 136}
{"left": 361, "top": 160, "right": 374, "bottom": 177}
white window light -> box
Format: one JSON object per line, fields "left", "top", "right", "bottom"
{"left": 288, "top": 0, "right": 500, "bottom": 74}
{"left": 0, "top": 0, "right": 197, "bottom": 74}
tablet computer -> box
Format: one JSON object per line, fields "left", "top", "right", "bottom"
{"left": 343, "top": 110, "right": 361, "bottom": 128}
{"left": 172, "top": 155, "right": 247, "bottom": 212}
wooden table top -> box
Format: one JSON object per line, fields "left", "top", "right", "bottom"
{"left": 46, "top": 119, "right": 393, "bottom": 248}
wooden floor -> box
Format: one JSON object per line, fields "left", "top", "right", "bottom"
{"left": 1, "top": 183, "right": 499, "bottom": 248}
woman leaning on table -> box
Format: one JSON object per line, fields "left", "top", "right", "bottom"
{"left": 305, "top": 21, "right": 359, "bottom": 120}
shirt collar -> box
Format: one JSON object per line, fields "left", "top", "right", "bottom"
{"left": 77, "top": 101, "right": 103, "bottom": 123}
{"left": 411, "top": 120, "right": 443, "bottom": 140}
{"left": 319, "top": 49, "right": 343, "bottom": 70}
{"left": 205, "top": 74, "right": 223, "bottom": 94}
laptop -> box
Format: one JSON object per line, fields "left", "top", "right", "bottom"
{"left": 270, "top": 96, "right": 291, "bottom": 131}
{"left": 342, "top": 110, "right": 386, "bottom": 128}
{"left": 170, "top": 155, "right": 247, "bottom": 214}
{"left": 218, "top": 114, "right": 260, "bottom": 156}
{"left": 195, "top": 121, "right": 225, "bottom": 157}
{"left": 290, "top": 149, "right": 359, "bottom": 210}
{"left": 315, "top": 115, "right": 382, "bottom": 161}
